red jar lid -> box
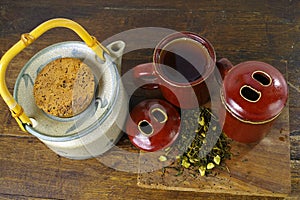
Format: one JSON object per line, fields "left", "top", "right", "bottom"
{"left": 126, "top": 99, "right": 180, "bottom": 152}
{"left": 221, "top": 61, "right": 288, "bottom": 123}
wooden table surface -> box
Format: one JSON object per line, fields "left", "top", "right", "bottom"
{"left": 0, "top": 0, "right": 299, "bottom": 199}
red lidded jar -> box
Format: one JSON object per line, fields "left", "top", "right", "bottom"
{"left": 219, "top": 61, "right": 288, "bottom": 143}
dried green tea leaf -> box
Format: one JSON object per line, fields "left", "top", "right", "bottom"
{"left": 207, "top": 162, "right": 215, "bottom": 169}
{"left": 181, "top": 159, "right": 191, "bottom": 168}
{"left": 159, "top": 155, "right": 167, "bottom": 162}
{"left": 199, "top": 166, "right": 206, "bottom": 176}
{"left": 174, "top": 107, "right": 232, "bottom": 176}
{"left": 214, "top": 155, "right": 221, "bottom": 165}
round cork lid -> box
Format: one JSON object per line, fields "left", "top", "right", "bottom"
{"left": 33, "top": 57, "right": 95, "bottom": 118}
{"left": 14, "top": 42, "right": 120, "bottom": 138}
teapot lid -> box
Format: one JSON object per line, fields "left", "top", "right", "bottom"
{"left": 221, "top": 61, "right": 288, "bottom": 122}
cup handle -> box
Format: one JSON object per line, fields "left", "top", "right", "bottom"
{"left": 133, "top": 63, "right": 160, "bottom": 89}
{"left": 216, "top": 58, "right": 234, "bottom": 81}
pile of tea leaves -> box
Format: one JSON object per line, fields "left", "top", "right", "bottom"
{"left": 161, "top": 107, "right": 232, "bottom": 176}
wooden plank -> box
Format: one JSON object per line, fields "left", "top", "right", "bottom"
{"left": 0, "top": 136, "right": 136, "bottom": 199}
{"left": 137, "top": 107, "right": 291, "bottom": 197}
{"left": 0, "top": 136, "right": 277, "bottom": 199}
{"left": 0, "top": 0, "right": 299, "bottom": 199}
{"left": 291, "top": 160, "right": 300, "bottom": 197}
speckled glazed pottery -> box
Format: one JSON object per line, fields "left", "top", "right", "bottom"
{"left": 13, "top": 41, "right": 127, "bottom": 159}
{"left": 0, "top": 19, "right": 128, "bottom": 160}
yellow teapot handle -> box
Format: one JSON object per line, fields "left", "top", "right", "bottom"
{"left": 0, "top": 18, "right": 110, "bottom": 132}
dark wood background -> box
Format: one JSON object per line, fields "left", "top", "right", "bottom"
{"left": 0, "top": 0, "right": 299, "bottom": 199}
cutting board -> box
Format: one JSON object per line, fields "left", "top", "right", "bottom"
{"left": 137, "top": 105, "right": 291, "bottom": 197}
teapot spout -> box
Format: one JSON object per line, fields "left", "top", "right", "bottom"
{"left": 106, "top": 41, "right": 126, "bottom": 73}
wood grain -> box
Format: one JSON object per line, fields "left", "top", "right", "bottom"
{"left": 138, "top": 103, "right": 290, "bottom": 197}
{"left": 0, "top": 0, "right": 299, "bottom": 199}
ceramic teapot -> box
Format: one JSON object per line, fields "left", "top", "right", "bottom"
{"left": 0, "top": 18, "right": 127, "bottom": 159}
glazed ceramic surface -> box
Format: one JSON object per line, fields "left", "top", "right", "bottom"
{"left": 13, "top": 41, "right": 127, "bottom": 159}
{"left": 218, "top": 60, "right": 288, "bottom": 143}
{"left": 133, "top": 32, "right": 216, "bottom": 109}
{"left": 126, "top": 99, "right": 180, "bottom": 152}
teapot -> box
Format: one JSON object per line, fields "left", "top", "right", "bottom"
{"left": 0, "top": 18, "right": 127, "bottom": 159}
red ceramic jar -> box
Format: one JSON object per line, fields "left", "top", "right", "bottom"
{"left": 126, "top": 99, "right": 180, "bottom": 152}
{"left": 217, "top": 59, "right": 288, "bottom": 143}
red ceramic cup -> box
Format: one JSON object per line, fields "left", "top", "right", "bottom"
{"left": 133, "top": 32, "right": 216, "bottom": 109}
{"left": 217, "top": 58, "right": 288, "bottom": 143}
